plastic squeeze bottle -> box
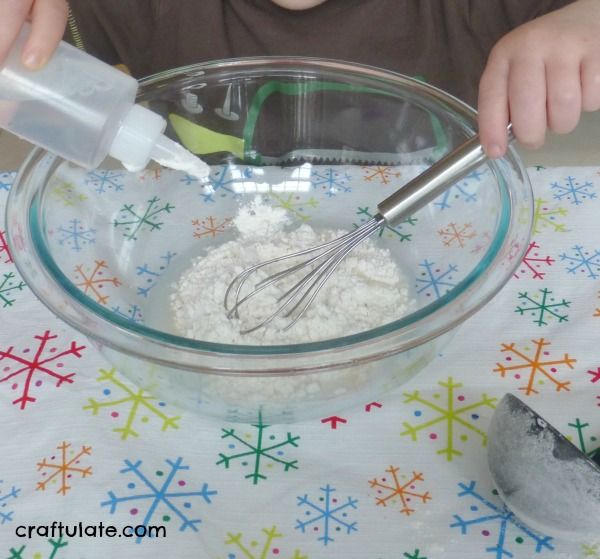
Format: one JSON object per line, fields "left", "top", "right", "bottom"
{"left": 0, "top": 24, "right": 209, "bottom": 177}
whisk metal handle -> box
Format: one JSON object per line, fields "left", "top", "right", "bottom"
{"left": 377, "top": 127, "right": 515, "bottom": 227}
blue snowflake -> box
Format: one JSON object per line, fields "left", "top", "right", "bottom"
{"left": 136, "top": 251, "right": 177, "bottom": 297}
{"left": 415, "top": 259, "right": 458, "bottom": 299}
{"left": 450, "top": 481, "right": 553, "bottom": 559}
{"left": 550, "top": 176, "right": 596, "bottom": 205}
{"left": 0, "top": 480, "right": 20, "bottom": 524}
{"left": 311, "top": 168, "right": 352, "bottom": 197}
{"left": 179, "top": 173, "right": 200, "bottom": 186}
{"left": 201, "top": 164, "right": 251, "bottom": 202}
{"left": 101, "top": 457, "right": 217, "bottom": 543}
{"left": 560, "top": 244, "right": 600, "bottom": 279}
{"left": 434, "top": 169, "right": 484, "bottom": 209}
{"left": 111, "top": 304, "right": 144, "bottom": 323}
{"left": 295, "top": 484, "right": 358, "bottom": 546}
{"left": 56, "top": 219, "right": 96, "bottom": 251}
{"left": 0, "top": 171, "right": 16, "bottom": 192}
{"left": 85, "top": 170, "right": 126, "bottom": 193}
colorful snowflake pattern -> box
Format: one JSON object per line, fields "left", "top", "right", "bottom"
{"left": 433, "top": 169, "right": 484, "bottom": 210}
{"left": 550, "top": 175, "right": 596, "bottom": 205}
{"left": 267, "top": 192, "right": 318, "bottom": 222}
{"left": 515, "top": 288, "right": 570, "bottom": 326}
{"left": 83, "top": 368, "right": 180, "bottom": 440}
{"left": 0, "top": 480, "right": 20, "bottom": 524}
{"left": 6, "top": 537, "right": 68, "bottom": 559}
{"left": 438, "top": 222, "right": 476, "bottom": 247}
{"left": 201, "top": 164, "right": 252, "bottom": 202}
{"left": 513, "top": 241, "right": 555, "bottom": 280}
{"left": 295, "top": 484, "right": 358, "bottom": 546}
{"left": 567, "top": 418, "right": 600, "bottom": 462}
{"left": 221, "top": 526, "right": 307, "bottom": 559}
{"left": 135, "top": 251, "right": 177, "bottom": 298}
{"left": 36, "top": 442, "right": 92, "bottom": 495}
{"left": 493, "top": 338, "right": 575, "bottom": 395}
{"left": 311, "top": 168, "right": 352, "bottom": 197}
{"left": 101, "top": 457, "right": 217, "bottom": 543}
{"left": 192, "top": 216, "right": 232, "bottom": 239}
{"left": 113, "top": 196, "right": 174, "bottom": 240}
{"left": 56, "top": 219, "right": 96, "bottom": 251}
{"left": 74, "top": 259, "right": 121, "bottom": 305}
{"left": 0, "top": 330, "right": 84, "bottom": 409}
{"left": 0, "top": 272, "right": 26, "bottom": 308}
{"left": 0, "top": 230, "right": 12, "bottom": 263}
{"left": 85, "top": 170, "right": 126, "bottom": 193}
{"left": 560, "top": 244, "right": 600, "bottom": 279}
{"left": 401, "top": 377, "right": 496, "bottom": 460}
{"left": 369, "top": 466, "right": 431, "bottom": 515}
{"left": 450, "top": 481, "right": 553, "bottom": 559}
{"left": 217, "top": 414, "right": 300, "bottom": 484}
{"left": 362, "top": 165, "right": 402, "bottom": 185}
{"left": 415, "top": 259, "right": 458, "bottom": 299}
{"left": 50, "top": 182, "right": 88, "bottom": 207}
{"left": 532, "top": 198, "right": 568, "bottom": 234}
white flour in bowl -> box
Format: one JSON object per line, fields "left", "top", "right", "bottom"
{"left": 170, "top": 198, "right": 414, "bottom": 344}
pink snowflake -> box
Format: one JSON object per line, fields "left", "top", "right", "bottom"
{"left": 0, "top": 330, "right": 85, "bottom": 409}
{"left": 513, "top": 241, "right": 555, "bottom": 280}
{"left": 0, "top": 230, "right": 12, "bottom": 264}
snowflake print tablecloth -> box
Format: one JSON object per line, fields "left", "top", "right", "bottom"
{"left": 1, "top": 165, "right": 600, "bottom": 559}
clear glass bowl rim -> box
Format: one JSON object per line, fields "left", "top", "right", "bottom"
{"left": 8, "top": 56, "right": 532, "bottom": 371}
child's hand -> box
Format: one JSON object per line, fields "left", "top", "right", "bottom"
{"left": 0, "top": 0, "right": 68, "bottom": 69}
{"left": 478, "top": 0, "right": 600, "bottom": 158}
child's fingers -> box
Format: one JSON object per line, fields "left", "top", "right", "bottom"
{"left": 22, "top": 0, "right": 68, "bottom": 69}
{"left": 477, "top": 54, "right": 510, "bottom": 159}
{"left": 0, "top": 0, "right": 34, "bottom": 65}
{"left": 507, "top": 58, "right": 547, "bottom": 149}
{"left": 546, "top": 58, "right": 581, "bottom": 134}
{"left": 581, "top": 56, "right": 600, "bottom": 112}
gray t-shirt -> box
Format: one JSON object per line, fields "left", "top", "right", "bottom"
{"left": 67, "top": 0, "right": 572, "bottom": 106}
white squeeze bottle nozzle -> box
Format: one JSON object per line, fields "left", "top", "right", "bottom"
{"left": 0, "top": 23, "right": 210, "bottom": 178}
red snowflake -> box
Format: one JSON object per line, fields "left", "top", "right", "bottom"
{"left": 513, "top": 241, "right": 555, "bottom": 280}
{"left": 0, "top": 330, "right": 85, "bottom": 409}
{"left": 588, "top": 368, "right": 600, "bottom": 383}
{"left": 0, "top": 230, "right": 12, "bottom": 264}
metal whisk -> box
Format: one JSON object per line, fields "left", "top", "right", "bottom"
{"left": 225, "top": 131, "right": 513, "bottom": 334}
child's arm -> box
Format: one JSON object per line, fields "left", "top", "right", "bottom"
{"left": 0, "top": 0, "right": 68, "bottom": 68}
{"left": 478, "top": 0, "right": 600, "bottom": 158}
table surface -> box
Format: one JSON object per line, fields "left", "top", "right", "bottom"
{"left": 1, "top": 117, "right": 600, "bottom": 558}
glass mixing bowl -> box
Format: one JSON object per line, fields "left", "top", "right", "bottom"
{"left": 7, "top": 58, "right": 532, "bottom": 423}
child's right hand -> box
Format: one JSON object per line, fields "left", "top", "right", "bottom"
{"left": 0, "top": 0, "right": 68, "bottom": 69}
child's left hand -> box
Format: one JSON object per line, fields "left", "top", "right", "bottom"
{"left": 477, "top": 0, "right": 600, "bottom": 158}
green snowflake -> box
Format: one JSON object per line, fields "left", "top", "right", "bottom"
{"left": 83, "top": 368, "right": 180, "bottom": 440}
{"left": 400, "top": 377, "right": 497, "bottom": 461}
{"left": 6, "top": 537, "right": 68, "bottom": 559}
{"left": 567, "top": 418, "right": 600, "bottom": 461}
{"left": 219, "top": 526, "right": 307, "bottom": 559}
{"left": 113, "top": 196, "right": 174, "bottom": 240}
{"left": 217, "top": 412, "right": 300, "bottom": 484}
{"left": 515, "top": 287, "right": 570, "bottom": 326}
{"left": 0, "top": 272, "right": 26, "bottom": 308}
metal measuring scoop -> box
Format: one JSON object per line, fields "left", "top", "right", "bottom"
{"left": 487, "top": 393, "right": 600, "bottom": 540}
